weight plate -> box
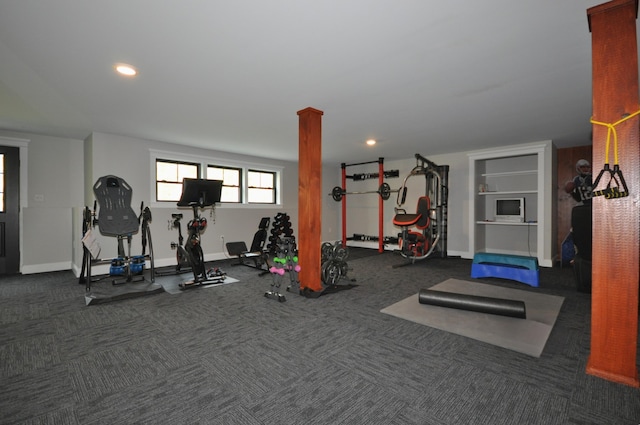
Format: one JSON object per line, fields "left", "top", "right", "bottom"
{"left": 379, "top": 182, "right": 391, "bottom": 200}
{"left": 339, "top": 261, "right": 348, "bottom": 278}
{"left": 321, "top": 261, "right": 331, "bottom": 283}
{"left": 333, "top": 242, "right": 349, "bottom": 261}
{"left": 321, "top": 242, "right": 334, "bottom": 261}
{"left": 325, "top": 262, "right": 340, "bottom": 285}
{"left": 331, "top": 186, "right": 344, "bottom": 202}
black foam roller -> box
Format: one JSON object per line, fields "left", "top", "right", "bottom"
{"left": 418, "top": 289, "right": 526, "bottom": 319}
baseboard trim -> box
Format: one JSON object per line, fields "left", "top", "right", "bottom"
{"left": 22, "top": 261, "right": 72, "bottom": 275}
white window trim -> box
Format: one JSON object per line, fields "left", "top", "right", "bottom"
{"left": 150, "top": 149, "right": 283, "bottom": 209}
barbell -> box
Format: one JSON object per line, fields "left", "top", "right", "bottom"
{"left": 330, "top": 182, "right": 398, "bottom": 202}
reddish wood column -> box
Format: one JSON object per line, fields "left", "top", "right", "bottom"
{"left": 297, "top": 107, "right": 324, "bottom": 294}
{"left": 586, "top": 0, "right": 639, "bottom": 387}
{"left": 378, "top": 158, "right": 384, "bottom": 253}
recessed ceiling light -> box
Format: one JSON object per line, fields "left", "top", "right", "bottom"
{"left": 366, "top": 139, "right": 377, "bottom": 146}
{"left": 114, "top": 63, "right": 138, "bottom": 77}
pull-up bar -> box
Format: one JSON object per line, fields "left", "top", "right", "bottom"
{"left": 342, "top": 158, "right": 384, "bottom": 167}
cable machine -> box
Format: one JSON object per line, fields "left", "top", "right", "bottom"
{"left": 392, "top": 153, "right": 449, "bottom": 266}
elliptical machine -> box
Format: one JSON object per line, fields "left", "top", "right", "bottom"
{"left": 173, "top": 178, "right": 226, "bottom": 289}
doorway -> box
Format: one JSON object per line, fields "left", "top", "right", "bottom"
{"left": 0, "top": 146, "right": 20, "bottom": 274}
{"left": 556, "top": 145, "right": 592, "bottom": 265}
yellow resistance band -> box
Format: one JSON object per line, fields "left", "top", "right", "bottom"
{"left": 589, "top": 109, "right": 640, "bottom": 199}
{"left": 590, "top": 109, "right": 640, "bottom": 165}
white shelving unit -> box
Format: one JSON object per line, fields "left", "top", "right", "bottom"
{"left": 468, "top": 141, "right": 555, "bottom": 267}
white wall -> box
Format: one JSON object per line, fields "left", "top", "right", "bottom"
{"left": 342, "top": 144, "right": 556, "bottom": 263}
{"left": 3, "top": 126, "right": 554, "bottom": 274}
{"left": 1, "top": 129, "right": 341, "bottom": 275}
{"left": 83, "top": 132, "right": 341, "bottom": 274}
{"left": 0, "top": 132, "right": 84, "bottom": 273}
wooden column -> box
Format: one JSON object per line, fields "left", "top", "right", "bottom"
{"left": 378, "top": 158, "right": 384, "bottom": 253}
{"left": 587, "top": 0, "right": 640, "bottom": 387}
{"left": 297, "top": 107, "right": 324, "bottom": 294}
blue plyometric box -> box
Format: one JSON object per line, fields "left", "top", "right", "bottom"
{"left": 471, "top": 252, "right": 539, "bottom": 287}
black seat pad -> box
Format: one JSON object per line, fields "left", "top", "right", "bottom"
{"left": 93, "top": 175, "right": 139, "bottom": 236}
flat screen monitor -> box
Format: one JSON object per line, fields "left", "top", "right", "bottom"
{"left": 495, "top": 198, "right": 525, "bottom": 223}
{"left": 177, "top": 179, "right": 222, "bottom": 207}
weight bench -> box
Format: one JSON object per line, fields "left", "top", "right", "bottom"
{"left": 226, "top": 217, "right": 270, "bottom": 272}
{"left": 470, "top": 252, "right": 539, "bottom": 287}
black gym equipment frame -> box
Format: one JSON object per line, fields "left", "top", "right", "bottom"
{"left": 392, "top": 153, "right": 449, "bottom": 268}
{"left": 226, "top": 217, "right": 271, "bottom": 274}
{"left": 79, "top": 175, "right": 162, "bottom": 305}
{"left": 337, "top": 158, "right": 399, "bottom": 253}
{"left": 175, "top": 178, "right": 227, "bottom": 289}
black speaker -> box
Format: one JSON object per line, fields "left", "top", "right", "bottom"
{"left": 571, "top": 204, "right": 592, "bottom": 261}
{"left": 573, "top": 255, "right": 592, "bottom": 293}
{"left": 571, "top": 204, "right": 592, "bottom": 293}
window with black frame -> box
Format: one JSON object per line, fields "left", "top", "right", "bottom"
{"left": 155, "top": 159, "right": 199, "bottom": 202}
{"left": 247, "top": 169, "right": 276, "bottom": 204}
{"left": 207, "top": 165, "right": 242, "bottom": 203}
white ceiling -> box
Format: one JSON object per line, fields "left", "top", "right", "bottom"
{"left": 0, "top": 1, "right": 633, "bottom": 164}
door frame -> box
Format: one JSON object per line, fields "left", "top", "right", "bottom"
{"left": 0, "top": 136, "right": 30, "bottom": 273}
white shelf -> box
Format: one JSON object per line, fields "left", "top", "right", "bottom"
{"left": 478, "top": 190, "right": 537, "bottom": 195}
{"left": 468, "top": 141, "right": 554, "bottom": 267}
{"left": 481, "top": 170, "right": 537, "bottom": 177}
{"left": 476, "top": 221, "right": 538, "bottom": 226}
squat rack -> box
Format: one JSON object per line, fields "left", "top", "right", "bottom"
{"left": 339, "top": 158, "right": 397, "bottom": 253}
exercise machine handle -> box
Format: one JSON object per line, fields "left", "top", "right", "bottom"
{"left": 92, "top": 200, "right": 98, "bottom": 227}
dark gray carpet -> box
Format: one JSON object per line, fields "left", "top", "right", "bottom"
{"left": 0, "top": 249, "right": 639, "bottom": 424}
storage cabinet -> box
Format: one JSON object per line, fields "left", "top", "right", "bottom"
{"left": 468, "top": 141, "right": 555, "bottom": 267}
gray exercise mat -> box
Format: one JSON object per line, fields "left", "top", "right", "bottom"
{"left": 380, "top": 278, "right": 564, "bottom": 357}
